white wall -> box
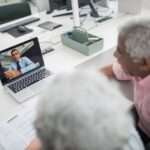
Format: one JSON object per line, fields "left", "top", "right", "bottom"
{"left": 142, "top": 0, "right": 150, "bottom": 9}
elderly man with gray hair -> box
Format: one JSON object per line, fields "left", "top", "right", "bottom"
{"left": 27, "top": 71, "right": 144, "bottom": 150}
{"left": 100, "top": 18, "right": 150, "bottom": 148}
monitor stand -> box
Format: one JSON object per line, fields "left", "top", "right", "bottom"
{"left": 89, "top": 1, "right": 99, "bottom": 18}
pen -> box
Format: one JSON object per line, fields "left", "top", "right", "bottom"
{"left": 7, "top": 114, "right": 18, "bottom": 123}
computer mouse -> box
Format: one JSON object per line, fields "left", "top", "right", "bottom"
{"left": 17, "top": 26, "right": 27, "bottom": 33}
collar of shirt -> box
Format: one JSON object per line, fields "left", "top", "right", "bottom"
{"left": 138, "top": 75, "right": 150, "bottom": 88}
{"left": 17, "top": 58, "right": 23, "bottom": 63}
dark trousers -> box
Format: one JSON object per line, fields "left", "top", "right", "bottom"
{"left": 137, "top": 126, "right": 150, "bottom": 145}
{"left": 131, "top": 106, "right": 150, "bottom": 149}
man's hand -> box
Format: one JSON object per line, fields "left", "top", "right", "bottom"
{"left": 26, "top": 138, "right": 42, "bottom": 150}
{"left": 98, "top": 65, "right": 114, "bottom": 78}
{"left": 4, "top": 70, "right": 21, "bottom": 79}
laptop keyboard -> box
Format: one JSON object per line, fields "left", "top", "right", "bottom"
{"left": 8, "top": 68, "right": 51, "bottom": 93}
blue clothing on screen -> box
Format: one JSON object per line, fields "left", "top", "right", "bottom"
{"left": 9, "top": 57, "right": 36, "bottom": 73}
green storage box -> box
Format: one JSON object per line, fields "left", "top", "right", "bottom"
{"left": 61, "top": 31, "right": 104, "bottom": 56}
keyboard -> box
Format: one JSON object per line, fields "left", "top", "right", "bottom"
{"left": 52, "top": 11, "right": 87, "bottom": 18}
{"left": 96, "top": 16, "right": 112, "bottom": 23}
{"left": 52, "top": 11, "right": 73, "bottom": 17}
{"left": 8, "top": 68, "right": 50, "bottom": 93}
{"left": 0, "top": 17, "right": 40, "bottom": 32}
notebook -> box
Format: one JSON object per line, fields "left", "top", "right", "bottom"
{"left": 0, "top": 103, "right": 36, "bottom": 150}
{"left": 0, "top": 37, "right": 51, "bottom": 103}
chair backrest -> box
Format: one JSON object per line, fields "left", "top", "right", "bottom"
{"left": 0, "top": 2, "right": 31, "bottom": 24}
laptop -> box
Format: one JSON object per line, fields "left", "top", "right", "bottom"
{"left": 0, "top": 37, "right": 51, "bottom": 103}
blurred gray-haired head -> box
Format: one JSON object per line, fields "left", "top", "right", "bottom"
{"left": 34, "top": 70, "right": 144, "bottom": 150}
{"left": 119, "top": 18, "right": 150, "bottom": 60}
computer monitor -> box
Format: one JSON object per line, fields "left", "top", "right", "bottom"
{"left": 0, "top": 2, "right": 40, "bottom": 33}
{"left": 48, "top": 0, "right": 67, "bottom": 12}
{"left": 93, "top": 0, "right": 108, "bottom": 7}
{"left": 0, "top": 2, "right": 31, "bottom": 25}
{"left": 48, "top": 0, "right": 99, "bottom": 17}
{"left": 66, "top": 0, "right": 90, "bottom": 10}
{"left": 48, "top": 0, "right": 90, "bottom": 11}
{"left": 66, "top": 0, "right": 108, "bottom": 9}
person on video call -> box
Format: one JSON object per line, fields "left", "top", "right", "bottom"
{"left": 4, "top": 49, "right": 36, "bottom": 79}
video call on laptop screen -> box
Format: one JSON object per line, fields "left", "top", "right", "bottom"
{"left": 0, "top": 38, "right": 44, "bottom": 85}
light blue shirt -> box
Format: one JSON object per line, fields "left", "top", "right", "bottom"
{"left": 9, "top": 57, "right": 37, "bottom": 74}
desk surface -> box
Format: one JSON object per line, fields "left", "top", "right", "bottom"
{"left": 0, "top": 8, "right": 149, "bottom": 121}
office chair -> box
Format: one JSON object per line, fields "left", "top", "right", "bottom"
{"left": 0, "top": 2, "right": 31, "bottom": 24}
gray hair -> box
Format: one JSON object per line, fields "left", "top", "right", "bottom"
{"left": 119, "top": 18, "right": 150, "bottom": 60}
{"left": 34, "top": 71, "right": 144, "bottom": 150}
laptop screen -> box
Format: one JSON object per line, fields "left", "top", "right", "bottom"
{"left": 0, "top": 38, "right": 44, "bottom": 85}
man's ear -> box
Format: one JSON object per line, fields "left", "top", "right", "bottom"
{"left": 140, "top": 58, "right": 150, "bottom": 71}
{"left": 145, "top": 57, "right": 150, "bottom": 66}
